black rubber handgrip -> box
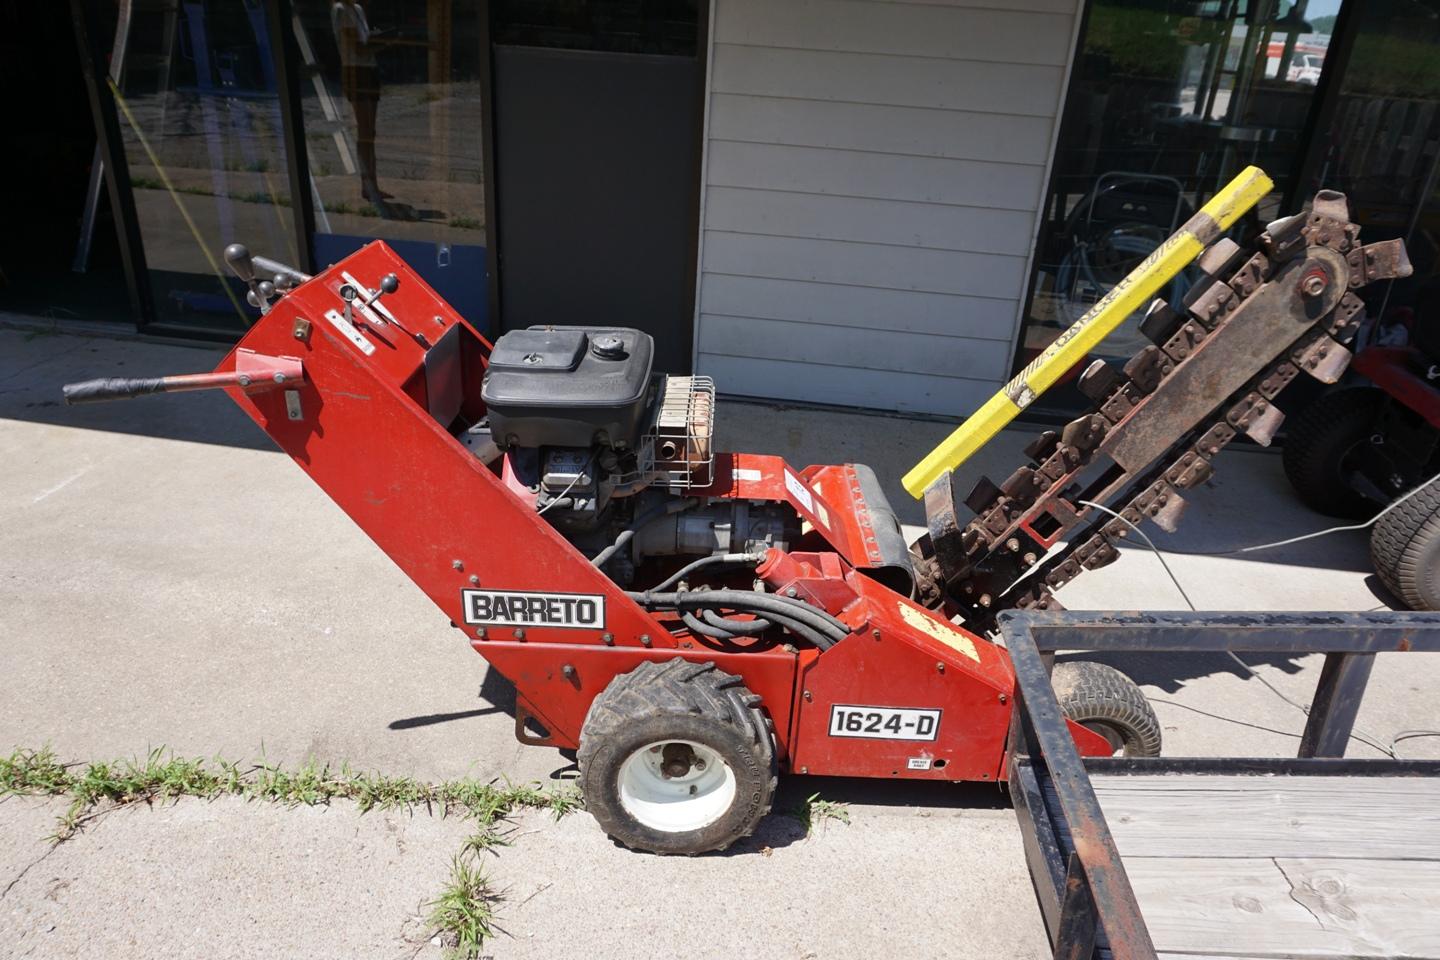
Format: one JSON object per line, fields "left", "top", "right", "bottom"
{"left": 62, "top": 377, "right": 167, "bottom": 405}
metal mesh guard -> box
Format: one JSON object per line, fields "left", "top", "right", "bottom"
{"left": 641, "top": 375, "right": 715, "bottom": 489}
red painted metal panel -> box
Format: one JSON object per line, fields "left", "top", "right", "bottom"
{"left": 213, "top": 242, "right": 674, "bottom": 651}
{"left": 476, "top": 641, "right": 804, "bottom": 752}
{"left": 205, "top": 240, "right": 1110, "bottom": 779}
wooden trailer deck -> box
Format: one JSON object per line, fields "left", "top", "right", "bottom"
{"left": 1002, "top": 610, "right": 1440, "bottom": 960}
{"left": 1053, "top": 774, "right": 1440, "bottom": 959}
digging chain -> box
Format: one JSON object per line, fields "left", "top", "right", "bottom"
{"left": 915, "top": 191, "right": 1412, "bottom": 635}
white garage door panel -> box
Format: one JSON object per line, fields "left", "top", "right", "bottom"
{"left": 699, "top": 314, "right": 1013, "bottom": 380}
{"left": 712, "top": 44, "right": 1064, "bottom": 118}
{"left": 703, "top": 186, "right": 1037, "bottom": 258}
{"left": 704, "top": 233, "right": 1025, "bottom": 301}
{"left": 699, "top": 275, "right": 1017, "bottom": 341}
{"left": 715, "top": 0, "right": 1073, "bottom": 67}
{"left": 709, "top": 94, "right": 1054, "bottom": 166}
{"left": 707, "top": 141, "right": 1043, "bottom": 212}
{"left": 699, "top": 354, "right": 1002, "bottom": 416}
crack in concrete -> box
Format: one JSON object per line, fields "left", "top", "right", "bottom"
{"left": 0, "top": 338, "right": 92, "bottom": 387}
{"left": 0, "top": 843, "right": 61, "bottom": 901}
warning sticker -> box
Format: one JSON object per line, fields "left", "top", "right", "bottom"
{"left": 462, "top": 589, "right": 605, "bottom": 630}
{"left": 896, "top": 602, "right": 979, "bottom": 662}
{"left": 784, "top": 470, "right": 814, "bottom": 511}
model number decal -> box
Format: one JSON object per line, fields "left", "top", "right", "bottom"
{"left": 462, "top": 589, "right": 605, "bottom": 630}
{"left": 828, "top": 705, "right": 940, "bottom": 741}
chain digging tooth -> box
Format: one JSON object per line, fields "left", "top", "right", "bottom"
{"left": 1140, "top": 299, "right": 1184, "bottom": 346}
{"left": 1122, "top": 345, "right": 1171, "bottom": 394}
{"left": 1076, "top": 358, "right": 1123, "bottom": 403}
{"left": 1022, "top": 430, "right": 1060, "bottom": 464}
{"left": 963, "top": 475, "right": 1002, "bottom": 514}
{"left": 1290, "top": 331, "right": 1353, "bottom": 384}
{"left": 1183, "top": 277, "right": 1238, "bottom": 329}
{"left": 1226, "top": 392, "right": 1285, "bottom": 446}
{"left": 1310, "top": 189, "right": 1351, "bottom": 223}
{"left": 1349, "top": 238, "right": 1414, "bottom": 284}
{"left": 1195, "top": 237, "right": 1244, "bottom": 277}
{"left": 1161, "top": 319, "right": 1207, "bottom": 363}
{"left": 1330, "top": 292, "right": 1366, "bottom": 339}
{"left": 1151, "top": 490, "right": 1187, "bottom": 533}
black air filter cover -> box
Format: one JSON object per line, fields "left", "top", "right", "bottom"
{"left": 482, "top": 326, "right": 654, "bottom": 449}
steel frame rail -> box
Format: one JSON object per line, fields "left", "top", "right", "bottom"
{"left": 1000, "top": 609, "right": 1440, "bottom": 960}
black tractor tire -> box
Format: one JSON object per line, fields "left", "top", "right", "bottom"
{"left": 1051, "top": 661, "right": 1162, "bottom": 757}
{"left": 1282, "top": 387, "right": 1386, "bottom": 519}
{"left": 1371, "top": 475, "right": 1440, "bottom": 611}
{"left": 578, "top": 658, "right": 776, "bottom": 855}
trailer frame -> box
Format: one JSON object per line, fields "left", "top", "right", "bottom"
{"left": 1002, "top": 608, "right": 1440, "bottom": 960}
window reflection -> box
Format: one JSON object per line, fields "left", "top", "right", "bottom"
{"left": 1020, "top": 0, "right": 1334, "bottom": 406}
{"left": 296, "top": 0, "right": 488, "bottom": 323}
{"left": 111, "top": 0, "right": 296, "bottom": 332}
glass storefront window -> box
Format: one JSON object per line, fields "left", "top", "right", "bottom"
{"left": 1018, "top": 0, "right": 1336, "bottom": 411}
{"left": 111, "top": 0, "right": 298, "bottom": 333}
{"left": 1304, "top": 0, "right": 1440, "bottom": 317}
{"left": 294, "top": 0, "right": 489, "bottom": 325}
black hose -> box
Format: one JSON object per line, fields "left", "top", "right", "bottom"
{"left": 682, "top": 608, "right": 832, "bottom": 650}
{"left": 648, "top": 553, "right": 762, "bottom": 593}
{"left": 680, "top": 610, "right": 738, "bottom": 639}
{"left": 700, "top": 609, "right": 771, "bottom": 636}
{"left": 628, "top": 589, "right": 850, "bottom": 646}
{"left": 590, "top": 497, "right": 699, "bottom": 567}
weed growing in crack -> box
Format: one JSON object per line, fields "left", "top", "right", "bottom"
{"left": 1, "top": 745, "right": 583, "bottom": 958}
{"left": 790, "top": 791, "right": 851, "bottom": 836}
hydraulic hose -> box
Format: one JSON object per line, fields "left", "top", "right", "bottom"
{"left": 648, "top": 553, "right": 762, "bottom": 594}
{"left": 681, "top": 609, "right": 832, "bottom": 650}
{"left": 590, "top": 497, "right": 699, "bottom": 567}
{"left": 627, "top": 589, "right": 851, "bottom": 647}
{"left": 700, "top": 608, "right": 771, "bottom": 636}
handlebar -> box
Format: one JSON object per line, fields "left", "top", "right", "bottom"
{"left": 62, "top": 376, "right": 168, "bottom": 404}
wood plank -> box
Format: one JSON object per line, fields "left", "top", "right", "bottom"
{"left": 715, "top": 0, "right": 1074, "bottom": 67}
{"left": 698, "top": 274, "right": 1018, "bottom": 340}
{"left": 1126, "top": 857, "right": 1440, "bottom": 959}
{"left": 702, "top": 230, "right": 1027, "bottom": 300}
{"left": 708, "top": 93, "right": 1055, "bottom": 166}
{"left": 711, "top": 44, "right": 1065, "bottom": 117}
{"left": 697, "top": 314, "right": 1013, "bottom": 380}
{"left": 1087, "top": 775, "right": 1440, "bottom": 861}
{"left": 696, "top": 353, "right": 999, "bottom": 416}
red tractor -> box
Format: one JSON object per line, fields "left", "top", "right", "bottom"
{"left": 62, "top": 186, "right": 1408, "bottom": 853}
{"left": 1282, "top": 281, "right": 1440, "bottom": 610}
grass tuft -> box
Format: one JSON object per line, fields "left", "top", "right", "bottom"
{"left": 791, "top": 791, "right": 851, "bottom": 836}
{"left": 3, "top": 745, "right": 581, "bottom": 955}
{"left": 427, "top": 856, "right": 501, "bottom": 959}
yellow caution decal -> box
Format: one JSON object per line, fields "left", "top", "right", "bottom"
{"left": 901, "top": 166, "right": 1272, "bottom": 499}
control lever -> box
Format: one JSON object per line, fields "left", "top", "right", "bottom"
{"left": 224, "top": 242, "right": 270, "bottom": 313}
{"left": 225, "top": 243, "right": 311, "bottom": 311}
{"left": 340, "top": 272, "right": 429, "bottom": 348}
{"left": 62, "top": 349, "right": 304, "bottom": 405}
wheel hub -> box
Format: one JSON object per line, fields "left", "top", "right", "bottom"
{"left": 619, "top": 739, "right": 736, "bottom": 833}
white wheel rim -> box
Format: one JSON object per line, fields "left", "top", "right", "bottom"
{"left": 617, "top": 740, "right": 736, "bottom": 833}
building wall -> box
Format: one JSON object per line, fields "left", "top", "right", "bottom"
{"left": 693, "top": 0, "right": 1083, "bottom": 415}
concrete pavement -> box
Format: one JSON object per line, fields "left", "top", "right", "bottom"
{"left": 1, "top": 325, "right": 1437, "bottom": 958}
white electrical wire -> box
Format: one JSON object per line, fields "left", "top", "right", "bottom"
{"left": 1075, "top": 498, "right": 1440, "bottom": 759}
{"left": 1168, "top": 470, "right": 1440, "bottom": 556}
{"left": 534, "top": 454, "right": 596, "bottom": 517}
